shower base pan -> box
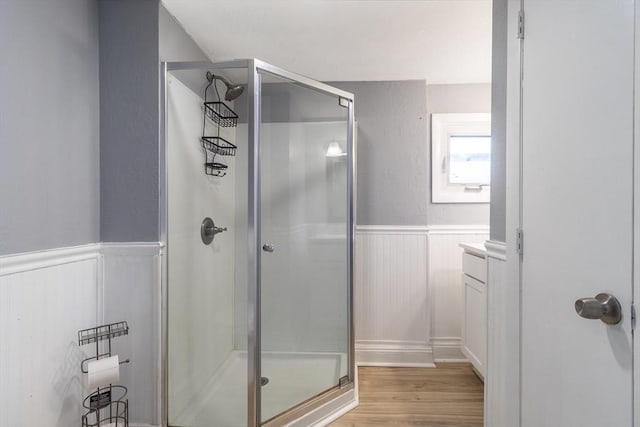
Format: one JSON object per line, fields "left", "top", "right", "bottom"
{"left": 171, "top": 351, "right": 356, "bottom": 427}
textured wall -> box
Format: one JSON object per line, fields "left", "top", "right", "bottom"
{"left": 99, "top": 2, "right": 210, "bottom": 243}
{"left": 332, "top": 81, "right": 491, "bottom": 226}
{"left": 332, "top": 81, "right": 429, "bottom": 225}
{"left": 99, "top": 0, "right": 160, "bottom": 242}
{"left": 0, "top": 0, "right": 100, "bottom": 255}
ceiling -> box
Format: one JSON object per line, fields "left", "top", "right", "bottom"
{"left": 162, "top": 0, "right": 492, "bottom": 84}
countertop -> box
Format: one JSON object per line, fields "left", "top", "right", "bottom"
{"left": 459, "top": 242, "right": 487, "bottom": 257}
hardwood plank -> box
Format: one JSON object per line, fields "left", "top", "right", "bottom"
{"left": 330, "top": 363, "right": 483, "bottom": 426}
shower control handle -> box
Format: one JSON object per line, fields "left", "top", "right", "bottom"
{"left": 201, "top": 217, "right": 227, "bottom": 245}
{"left": 262, "top": 243, "right": 275, "bottom": 253}
{"left": 574, "top": 293, "right": 622, "bottom": 325}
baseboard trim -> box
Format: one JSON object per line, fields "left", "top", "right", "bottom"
{"left": 355, "top": 340, "right": 435, "bottom": 367}
{"left": 311, "top": 399, "right": 358, "bottom": 427}
{"left": 431, "top": 337, "right": 467, "bottom": 362}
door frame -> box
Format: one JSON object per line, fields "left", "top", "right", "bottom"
{"left": 499, "top": 1, "right": 639, "bottom": 426}
{"left": 634, "top": 3, "right": 640, "bottom": 427}
{"left": 247, "top": 58, "right": 356, "bottom": 427}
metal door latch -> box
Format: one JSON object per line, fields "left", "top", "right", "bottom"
{"left": 575, "top": 293, "right": 622, "bottom": 325}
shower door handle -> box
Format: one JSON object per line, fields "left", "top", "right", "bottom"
{"left": 262, "top": 243, "right": 275, "bottom": 253}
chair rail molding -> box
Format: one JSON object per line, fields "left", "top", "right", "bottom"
{"left": 0, "top": 243, "right": 102, "bottom": 276}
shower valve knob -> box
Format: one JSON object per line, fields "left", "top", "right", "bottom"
{"left": 201, "top": 217, "right": 226, "bottom": 245}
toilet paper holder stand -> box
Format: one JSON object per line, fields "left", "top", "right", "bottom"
{"left": 78, "top": 321, "right": 131, "bottom": 427}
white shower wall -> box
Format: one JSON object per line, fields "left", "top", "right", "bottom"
{"left": 167, "top": 75, "right": 237, "bottom": 420}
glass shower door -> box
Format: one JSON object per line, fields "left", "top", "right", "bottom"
{"left": 258, "top": 71, "right": 351, "bottom": 423}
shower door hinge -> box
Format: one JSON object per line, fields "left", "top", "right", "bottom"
{"left": 517, "top": 9, "right": 525, "bottom": 39}
{"left": 338, "top": 97, "right": 350, "bottom": 108}
{"left": 632, "top": 304, "right": 636, "bottom": 331}
{"left": 339, "top": 375, "right": 350, "bottom": 388}
{"left": 516, "top": 227, "right": 524, "bottom": 255}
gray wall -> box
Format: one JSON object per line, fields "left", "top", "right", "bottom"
{"left": 332, "top": 81, "right": 490, "bottom": 226}
{"left": 0, "top": 0, "right": 100, "bottom": 256}
{"left": 99, "top": 0, "right": 160, "bottom": 242}
{"left": 491, "top": 0, "right": 508, "bottom": 242}
{"left": 99, "top": 2, "right": 209, "bottom": 243}
{"left": 332, "top": 81, "right": 429, "bottom": 225}
{"left": 426, "top": 84, "right": 491, "bottom": 225}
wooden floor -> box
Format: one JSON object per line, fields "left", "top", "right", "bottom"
{"left": 330, "top": 364, "right": 483, "bottom": 427}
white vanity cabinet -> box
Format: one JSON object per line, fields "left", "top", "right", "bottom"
{"left": 459, "top": 242, "right": 487, "bottom": 379}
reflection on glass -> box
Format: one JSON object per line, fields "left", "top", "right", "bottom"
{"left": 449, "top": 135, "right": 491, "bottom": 185}
{"left": 259, "top": 71, "right": 349, "bottom": 422}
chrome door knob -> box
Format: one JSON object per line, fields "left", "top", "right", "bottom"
{"left": 262, "top": 243, "right": 275, "bottom": 253}
{"left": 574, "top": 293, "right": 622, "bottom": 325}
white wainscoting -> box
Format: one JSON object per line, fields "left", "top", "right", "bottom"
{"left": 354, "top": 225, "right": 489, "bottom": 366}
{"left": 0, "top": 243, "right": 162, "bottom": 427}
{"left": 355, "top": 226, "right": 431, "bottom": 366}
{"left": 0, "top": 244, "right": 102, "bottom": 427}
{"left": 102, "top": 243, "right": 163, "bottom": 425}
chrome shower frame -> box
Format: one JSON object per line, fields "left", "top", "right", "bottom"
{"left": 159, "top": 58, "right": 356, "bottom": 427}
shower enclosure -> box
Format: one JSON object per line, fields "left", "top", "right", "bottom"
{"left": 160, "top": 59, "right": 355, "bottom": 427}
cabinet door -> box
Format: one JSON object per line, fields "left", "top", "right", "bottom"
{"left": 462, "top": 273, "right": 486, "bottom": 377}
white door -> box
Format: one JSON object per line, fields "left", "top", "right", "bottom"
{"left": 521, "top": 1, "right": 634, "bottom": 426}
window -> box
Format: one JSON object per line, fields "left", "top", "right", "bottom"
{"left": 431, "top": 113, "right": 491, "bottom": 203}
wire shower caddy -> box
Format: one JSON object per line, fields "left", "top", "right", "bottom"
{"left": 201, "top": 72, "right": 239, "bottom": 177}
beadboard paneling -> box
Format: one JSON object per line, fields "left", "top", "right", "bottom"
{"left": 354, "top": 226, "right": 488, "bottom": 366}
{"left": 102, "top": 243, "right": 163, "bottom": 425}
{"left": 355, "top": 229, "right": 430, "bottom": 366}
{"left": 428, "top": 230, "right": 488, "bottom": 361}
{"left": 0, "top": 246, "right": 102, "bottom": 427}
{"left": 0, "top": 243, "right": 162, "bottom": 427}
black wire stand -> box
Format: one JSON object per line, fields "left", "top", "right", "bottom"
{"left": 78, "top": 321, "right": 130, "bottom": 427}
{"left": 202, "top": 72, "right": 238, "bottom": 177}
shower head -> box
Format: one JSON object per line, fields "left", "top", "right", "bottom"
{"left": 206, "top": 71, "right": 245, "bottom": 101}
{"left": 224, "top": 83, "right": 244, "bottom": 101}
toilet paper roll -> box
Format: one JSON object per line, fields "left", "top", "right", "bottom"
{"left": 87, "top": 355, "right": 120, "bottom": 389}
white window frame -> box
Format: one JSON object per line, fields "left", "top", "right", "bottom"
{"left": 431, "top": 113, "right": 491, "bottom": 203}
